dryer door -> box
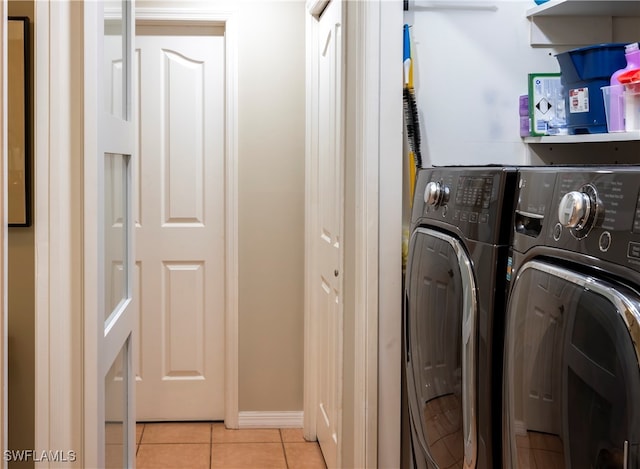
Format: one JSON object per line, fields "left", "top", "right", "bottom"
{"left": 405, "top": 228, "right": 477, "bottom": 469}
{"left": 503, "top": 260, "right": 640, "bottom": 469}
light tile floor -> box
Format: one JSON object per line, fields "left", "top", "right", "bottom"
{"left": 135, "top": 422, "right": 327, "bottom": 469}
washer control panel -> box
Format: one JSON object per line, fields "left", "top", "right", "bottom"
{"left": 412, "top": 167, "right": 516, "bottom": 245}
{"left": 517, "top": 167, "right": 640, "bottom": 272}
{"left": 455, "top": 175, "right": 494, "bottom": 210}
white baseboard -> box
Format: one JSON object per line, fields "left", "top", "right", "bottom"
{"left": 238, "top": 411, "right": 304, "bottom": 428}
{"left": 514, "top": 419, "right": 528, "bottom": 436}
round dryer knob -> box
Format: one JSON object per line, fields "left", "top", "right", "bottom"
{"left": 558, "top": 190, "right": 591, "bottom": 229}
{"left": 424, "top": 181, "right": 449, "bottom": 207}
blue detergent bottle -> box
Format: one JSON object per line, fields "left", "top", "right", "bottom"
{"left": 609, "top": 43, "right": 640, "bottom": 132}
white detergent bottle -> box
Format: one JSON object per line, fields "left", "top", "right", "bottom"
{"left": 609, "top": 43, "right": 640, "bottom": 132}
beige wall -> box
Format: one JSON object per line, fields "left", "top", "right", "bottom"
{"left": 236, "top": 0, "right": 305, "bottom": 411}
{"left": 136, "top": 0, "right": 307, "bottom": 412}
{"left": 8, "top": 0, "right": 35, "bottom": 466}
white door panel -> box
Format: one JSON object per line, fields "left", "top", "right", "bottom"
{"left": 135, "top": 30, "right": 225, "bottom": 421}
{"left": 88, "top": 1, "right": 137, "bottom": 467}
{"left": 314, "top": 1, "right": 344, "bottom": 467}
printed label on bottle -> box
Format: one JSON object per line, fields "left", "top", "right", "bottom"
{"left": 569, "top": 87, "right": 589, "bottom": 113}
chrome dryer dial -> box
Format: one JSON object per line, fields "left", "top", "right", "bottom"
{"left": 557, "top": 184, "right": 601, "bottom": 239}
{"left": 424, "top": 181, "right": 449, "bottom": 207}
{"left": 558, "top": 191, "right": 591, "bottom": 229}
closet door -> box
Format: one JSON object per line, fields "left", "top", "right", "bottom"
{"left": 85, "top": 1, "right": 137, "bottom": 467}
{"left": 309, "top": 1, "right": 345, "bottom": 467}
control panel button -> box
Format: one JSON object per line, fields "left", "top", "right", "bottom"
{"left": 628, "top": 242, "right": 640, "bottom": 260}
{"left": 598, "top": 232, "right": 611, "bottom": 252}
{"left": 553, "top": 223, "right": 562, "bottom": 241}
{"left": 634, "top": 192, "right": 640, "bottom": 234}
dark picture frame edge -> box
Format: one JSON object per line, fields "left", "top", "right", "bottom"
{"left": 8, "top": 16, "right": 31, "bottom": 228}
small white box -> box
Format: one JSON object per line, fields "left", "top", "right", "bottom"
{"left": 528, "top": 73, "right": 566, "bottom": 136}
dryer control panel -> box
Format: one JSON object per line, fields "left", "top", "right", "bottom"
{"left": 412, "top": 167, "right": 517, "bottom": 245}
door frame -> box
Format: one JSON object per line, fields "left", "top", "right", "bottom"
{"left": 34, "top": 2, "right": 84, "bottom": 463}
{"left": 34, "top": 3, "right": 240, "bottom": 465}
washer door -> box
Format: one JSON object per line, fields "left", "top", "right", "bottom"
{"left": 405, "top": 228, "right": 478, "bottom": 469}
{"left": 504, "top": 260, "right": 640, "bottom": 469}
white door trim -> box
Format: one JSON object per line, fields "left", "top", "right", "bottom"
{"left": 303, "top": 2, "right": 319, "bottom": 443}
{"left": 135, "top": 5, "right": 240, "bottom": 429}
{"left": 348, "top": 2, "right": 380, "bottom": 467}
{"left": 349, "top": 3, "right": 402, "bottom": 465}
{"left": 34, "top": 1, "right": 84, "bottom": 464}
{"left": 376, "top": 3, "right": 403, "bottom": 467}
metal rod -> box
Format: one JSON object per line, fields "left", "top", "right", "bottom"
{"left": 411, "top": 1, "right": 498, "bottom": 12}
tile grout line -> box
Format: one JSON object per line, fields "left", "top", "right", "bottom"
{"left": 209, "top": 422, "right": 213, "bottom": 469}
{"left": 136, "top": 423, "right": 145, "bottom": 457}
{"left": 279, "top": 429, "right": 291, "bottom": 469}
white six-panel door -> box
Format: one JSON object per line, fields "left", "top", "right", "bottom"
{"left": 134, "top": 25, "right": 226, "bottom": 421}
{"left": 313, "top": 1, "right": 344, "bottom": 467}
